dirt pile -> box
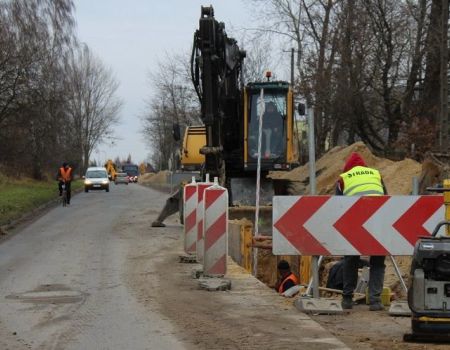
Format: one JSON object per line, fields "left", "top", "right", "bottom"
{"left": 271, "top": 141, "right": 422, "bottom": 195}
{"left": 139, "top": 171, "right": 169, "bottom": 185}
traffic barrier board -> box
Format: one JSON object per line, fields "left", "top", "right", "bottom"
{"left": 273, "top": 195, "right": 444, "bottom": 256}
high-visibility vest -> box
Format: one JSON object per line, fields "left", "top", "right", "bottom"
{"left": 278, "top": 273, "right": 299, "bottom": 294}
{"left": 59, "top": 167, "right": 72, "bottom": 182}
{"left": 339, "top": 165, "right": 384, "bottom": 196}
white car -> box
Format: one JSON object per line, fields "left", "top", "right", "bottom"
{"left": 84, "top": 167, "right": 110, "bottom": 192}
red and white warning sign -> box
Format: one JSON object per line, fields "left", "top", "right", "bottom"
{"left": 196, "top": 180, "right": 213, "bottom": 263}
{"left": 273, "top": 195, "right": 444, "bottom": 256}
{"left": 183, "top": 180, "right": 198, "bottom": 254}
{"left": 203, "top": 183, "right": 228, "bottom": 276}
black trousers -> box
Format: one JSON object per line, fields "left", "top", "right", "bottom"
{"left": 343, "top": 255, "right": 385, "bottom": 304}
{"left": 58, "top": 181, "right": 72, "bottom": 203}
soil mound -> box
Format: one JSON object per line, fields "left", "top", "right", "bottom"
{"left": 271, "top": 141, "right": 421, "bottom": 195}
{"left": 139, "top": 171, "right": 169, "bottom": 185}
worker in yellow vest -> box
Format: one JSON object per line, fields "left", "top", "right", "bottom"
{"left": 57, "top": 162, "right": 73, "bottom": 205}
{"left": 275, "top": 260, "right": 299, "bottom": 294}
{"left": 336, "top": 152, "right": 387, "bottom": 311}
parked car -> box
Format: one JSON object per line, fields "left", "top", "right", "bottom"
{"left": 84, "top": 167, "right": 110, "bottom": 192}
{"left": 115, "top": 172, "right": 129, "bottom": 185}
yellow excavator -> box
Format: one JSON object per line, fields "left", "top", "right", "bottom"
{"left": 104, "top": 159, "right": 117, "bottom": 181}
{"left": 191, "top": 5, "right": 300, "bottom": 205}
{"left": 151, "top": 6, "right": 302, "bottom": 226}
{"left": 180, "top": 126, "right": 206, "bottom": 171}
{"left": 151, "top": 126, "right": 206, "bottom": 227}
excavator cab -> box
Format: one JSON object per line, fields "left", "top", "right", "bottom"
{"left": 244, "top": 82, "right": 296, "bottom": 172}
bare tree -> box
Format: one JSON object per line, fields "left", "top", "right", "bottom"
{"left": 65, "top": 45, "right": 122, "bottom": 173}
{"left": 241, "top": 36, "right": 275, "bottom": 82}
{"left": 142, "top": 52, "right": 200, "bottom": 170}
{"left": 0, "top": 0, "right": 76, "bottom": 177}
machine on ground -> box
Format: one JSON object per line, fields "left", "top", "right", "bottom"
{"left": 105, "top": 159, "right": 117, "bottom": 181}
{"left": 405, "top": 220, "right": 450, "bottom": 342}
{"left": 191, "top": 5, "right": 301, "bottom": 205}
{"left": 180, "top": 126, "right": 206, "bottom": 172}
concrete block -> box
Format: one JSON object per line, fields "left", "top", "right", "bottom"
{"left": 192, "top": 268, "right": 203, "bottom": 279}
{"left": 198, "top": 277, "right": 231, "bottom": 291}
{"left": 388, "top": 300, "right": 411, "bottom": 316}
{"left": 179, "top": 254, "right": 197, "bottom": 264}
{"left": 295, "top": 297, "right": 344, "bottom": 315}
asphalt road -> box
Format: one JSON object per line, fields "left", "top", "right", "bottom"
{"left": 0, "top": 182, "right": 353, "bottom": 350}
{"left": 0, "top": 183, "right": 185, "bottom": 350}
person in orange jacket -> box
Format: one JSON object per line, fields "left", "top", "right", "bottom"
{"left": 57, "top": 162, "right": 73, "bottom": 204}
{"left": 274, "top": 260, "right": 299, "bottom": 294}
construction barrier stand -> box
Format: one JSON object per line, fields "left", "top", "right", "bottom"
{"left": 183, "top": 181, "right": 198, "bottom": 253}
{"left": 196, "top": 181, "right": 213, "bottom": 263}
{"left": 203, "top": 184, "right": 228, "bottom": 276}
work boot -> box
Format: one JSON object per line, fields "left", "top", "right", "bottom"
{"left": 341, "top": 296, "right": 353, "bottom": 310}
{"left": 369, "top": 302, "right": 384, "bottom": 311}
{"left": 151, "top": 221, "right": 165, "bottom": 227}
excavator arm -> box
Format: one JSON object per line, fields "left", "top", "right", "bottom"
{"left": 191, "top": 6, "right": 246, "bottom": 180}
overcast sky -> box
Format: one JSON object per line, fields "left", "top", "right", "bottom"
{"left": 74, "top": 0, "right": 253, "bottom": 165}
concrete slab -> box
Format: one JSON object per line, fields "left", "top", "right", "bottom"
{"left": 198, "top": 278, "right": 232, "bottom": 291}
{"left": 191, "top": 268, "right": 203, "bottom": 279}
{"left": 295, "top": 297, "right": 345, "bottom": 315}
{"left": 179, "top": 254, "right": 197, "bottom": 263}
{"left": 388, "top": 300, "right": 411, "bottom": 316}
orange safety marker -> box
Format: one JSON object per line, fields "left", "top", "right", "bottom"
{"left": 203, "top": 177, "right": 228, "bottom": 277}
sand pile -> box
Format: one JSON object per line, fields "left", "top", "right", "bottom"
{"left": 139, "top": 171, "right": 169, "bottom": 185}
{"left": 139, "top": 173, "right": 155, "bottom": 184}
{"left": 271, "top": 141, "right": 422, "bottom": 195}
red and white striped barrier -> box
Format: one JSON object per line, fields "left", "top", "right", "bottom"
{"left": 183, "top": 177, "right": 198, "bottom": 254}
{"left": 273, "top": 195, "right": 444, "bottom": 256}
{"left": 196, "top": 175, "right": 213, "bottom": 263}
{"left": 203, "top": 178, "right": 228, "bottom": 276}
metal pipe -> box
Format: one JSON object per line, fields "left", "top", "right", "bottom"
{"left": 253, "top": 89, "right": 265, "bottom": 276}
{"left": 308, "top": 106, "right": 316, "bottom": 195}
{"left": 305, "top": 255, "right": 324, "bottom": 296}
{"left": 389, "top": 256, "right": 408, "bottom": 294}
{"left": 307, "top": 105, "right": 319, "bottom": 297}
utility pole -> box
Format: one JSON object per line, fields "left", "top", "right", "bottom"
{"left": 440, "top": 0, "right": 449, "bottom": 151}
{"left": 291, "top": 48, "right": 295, "bottom": 86}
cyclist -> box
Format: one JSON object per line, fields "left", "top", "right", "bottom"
{"left": 57, "top": 162, "right": 73, "bottom": 205}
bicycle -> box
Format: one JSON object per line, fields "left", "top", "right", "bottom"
{"left": 61, "top": 182, "right": 68, "bottom": 207}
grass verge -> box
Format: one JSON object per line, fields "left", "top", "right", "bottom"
{"left": 0, "top": 175, "right": 83, "bottom": 227}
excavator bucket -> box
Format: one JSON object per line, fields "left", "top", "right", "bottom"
{"left": 229, "top": 178, "right": 274, "bottom": 206}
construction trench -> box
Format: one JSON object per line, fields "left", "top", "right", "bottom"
{"left": 140, "top": 141, "right": 450, "bottom": 348}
